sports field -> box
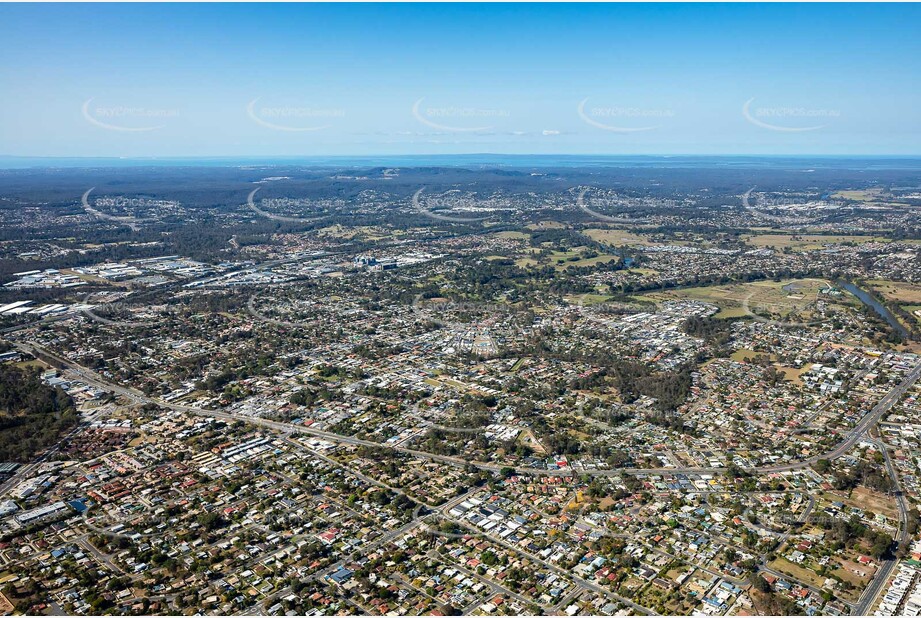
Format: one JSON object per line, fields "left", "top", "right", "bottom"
{"left": 639, "top": 278, "right": 839, "bottom": 321}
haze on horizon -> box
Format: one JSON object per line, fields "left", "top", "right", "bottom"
{"left": 1, "top": 2, "right": 919, "bottom": 159}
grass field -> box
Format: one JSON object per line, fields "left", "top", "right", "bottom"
{"left": 832, "top": 189, "right": 887, "bottom": 201}
{"left": 776, "top": 365, "right": 809, "bottom": 385}
{"left": 585, "top": 228, "right": 706, "bottom": 248}
{"left": 516, "top": 246, "right": 620, "bottom": 270}
{"left": 865, "top": 279, "right": 921, "bottom": 304}
{"left": 560, "top": 254, "right": 620, "bottom": 268}
{"left": 730, "top": 349, "right": 807, "bottom": 383}
{"left": 515, "top": 257, "right": 539, "bottom": 268}
{"left": 713, "top": 306, "right": 749, "bottom": 319}
{"left": 767, "top": 557, "right": 826, "bottom": 589}
{"left": 639, "top": 278, "right": 836, "bottom": 321}
{"left": 830, "top": 557, "right": 873, "bottom": 596}
{"left": 526, "top": 221, "right": 566, "bottom": 230}
{"left": 730, "top": 348, "right": 776, "bottom": 362}
{"left": 864, "top": 280, "right": 921, "bottom": 328}
{"left": 584, "top": 228, "right": 658, "bottom": 246}
{"left": 565, "top": 293, "right": 613, "bottom": 305}
{"left": 13, "top": 359, "right": 46, "bottom": 370}
{"left": 516, "top": 428, "right": 546, "bottom": 455}
{"left": 493, "top": 230, "right": 529, "bottom": 239}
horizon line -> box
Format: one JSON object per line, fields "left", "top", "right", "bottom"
{"left": 3, "top": 153, "right": 921, "bottom": 165}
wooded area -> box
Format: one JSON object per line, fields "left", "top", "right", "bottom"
{"left": 0, "top": 364, "right": 77, "bottom": 462}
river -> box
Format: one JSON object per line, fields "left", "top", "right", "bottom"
{"left": 838, "top": 281, "right": 909, "bottom": 337}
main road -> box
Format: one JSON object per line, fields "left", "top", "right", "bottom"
{"left": 17, "top": 340, "right": 921, "bottom": 481}
{"left": 850, "top": 435, "right": 911, "bottom": 616}
{"left": 11, "top": 339, "right": 921, "bottom": 617}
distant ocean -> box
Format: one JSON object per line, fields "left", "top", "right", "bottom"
{"left": 2, "top": 154, "right": 921, "bottom": 170}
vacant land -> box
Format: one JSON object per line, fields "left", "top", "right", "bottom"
{"left": 831, "top": 556, "right": 875, "bottom": 597}
{"left": 832, "top": 189, "right": 887, "bottom": 201}
{"left": 730, "top": 349, "right": 807, "bottom": 383}
{"left": 865, "top": 279, "right": 921, "bottom": 305}
{"left": 730, "top": 348, "right": 776, "bottom": 362}
{"left": 494, "top": 230, "right": 529, "bottom": 240}
{"left": 584, "top": 228, "right": 657, "bottom": 246}
{"left": 768, "top": 557, "right": 826, "bottom": 589}
{"left": 526, "top": 220, "right": 565, "bottom": 230}
{"left": 565, "top": 293, "right": 612, "bottom": 306}
{"left": 845, "top": 486, "right": 901, "bottom": 520}
{"left": 743, "top": 234, "right": 891, "bottom": 251}
{"left": 776, "top": 365, "right": 810, "bottom": 384}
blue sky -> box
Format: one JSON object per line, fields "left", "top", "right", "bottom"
{"left": 1, "top": 3, "right": 919, "bottom": 157}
